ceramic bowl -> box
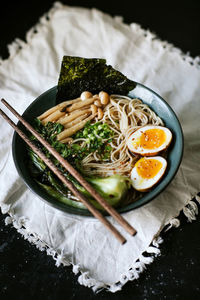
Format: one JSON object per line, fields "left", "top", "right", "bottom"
{"left": 12, "top": 84, "right": 184, "bottom": 216}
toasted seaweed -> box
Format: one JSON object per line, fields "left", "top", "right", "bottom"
{"left": 56, "top": 56, "right": 136, "bottom": 103}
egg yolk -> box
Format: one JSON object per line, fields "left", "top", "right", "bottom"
{"left": 136, "top": 158, "right": 163, "bottom": 179}
{"left": 137, "top": 129, "right": 166, "bottom": 149}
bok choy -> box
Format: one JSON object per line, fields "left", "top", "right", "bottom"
{"left": 27, "top": 119, "right": 131, "bottom": 210}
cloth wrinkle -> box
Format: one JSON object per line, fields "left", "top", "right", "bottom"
{"left": 70, "top": 222, "right": 80, "bottom": 267}
{"left": 44, "top": 204, "right": 54, "bottom": 248}
{"left": 0, "top": 2, "right": 199, "bottom": 293}
{"left": 179, "top": 165, "right": 191, "bottom": 195}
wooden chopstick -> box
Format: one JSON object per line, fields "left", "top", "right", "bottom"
{"left": 1, "top": 98, "right": 137, "bottom": 237}
{"left": 0, "top": 108, "right": 127, "bottom": 244}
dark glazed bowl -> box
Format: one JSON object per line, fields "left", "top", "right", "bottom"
{"left": 12, "top": 84, "right": 184, "bottom": 216}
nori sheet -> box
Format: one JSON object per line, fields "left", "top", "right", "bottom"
{"left": 56, "top": 56, "right": 136, "bottom": 103}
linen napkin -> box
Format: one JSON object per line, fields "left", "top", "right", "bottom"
{"left": 0, "top": 2, "right": 200, "bottom": 293}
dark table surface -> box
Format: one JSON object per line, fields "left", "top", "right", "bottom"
{"left": 0, "top": 1, "right": 200, "bottom": 299}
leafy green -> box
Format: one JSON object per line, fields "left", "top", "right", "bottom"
{"left": 37, "top": 181, "right": 87, "bottom": 210}
{"left": 27, "top": 119, "right": 131, "bottom": 210}
{"left": 28, "top": 119, "right": 114, "bottom": 171}
{"left": 37, "top": 174, "right": 131, "bottom": 211}
{"left": 74, "top": 121, "right": 114, "bottom": 160}
{"left": 56, "top": 56, "right": 136, "bottom": 102}
{"left": 87, "top": 175, "right": 131, "bottom": 208}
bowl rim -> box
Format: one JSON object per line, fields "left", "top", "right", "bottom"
{"left": 118, "top": 82, "right": 184, "bottom": 212}
{"left": 12, "top": 83, "right": 184, "bottom": 216}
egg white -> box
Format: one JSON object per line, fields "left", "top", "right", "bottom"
{"left": 131, "top": 156, "right": 167, "bottom": 192}
{"left": 127, "top": 125, "right": 172, "bottom": 156}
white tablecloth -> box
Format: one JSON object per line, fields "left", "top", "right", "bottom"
{"left": 0, "top": 2, "right": 200, "bottom": 292}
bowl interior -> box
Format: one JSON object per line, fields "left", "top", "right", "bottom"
{"left": 12, "top": 84, "right": 183, "bottom": 216}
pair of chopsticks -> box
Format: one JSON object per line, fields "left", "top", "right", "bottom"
{"left": 0, "top": 98, "right": 137, "bottom": 244}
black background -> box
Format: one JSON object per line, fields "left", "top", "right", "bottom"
{"left": 0, "top": 1, "right": 200, "bottom": 299}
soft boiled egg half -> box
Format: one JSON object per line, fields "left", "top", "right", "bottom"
{"left": 131, "top": 156, "right": 167, "bottom": 192}
{"left": 127, "top": 125, "right": 172, "bottom": 156}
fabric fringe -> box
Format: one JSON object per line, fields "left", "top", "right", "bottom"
{"left": 0, "top": 1, "right": 200, "bottom": 70}
{"left": 129, "top": 23, "right": 200, "bottom": 69}
{"left": 164, "top": 217, "right": 180, "bottom": 231}
{"left": 1, "top": 1, "right": 200, "bottom": 293}
{"left": 183, "top": 200, "right": 198, "bottom": 222}
{"left": 2, "top": 193, "right": 199, "bottom": 293}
